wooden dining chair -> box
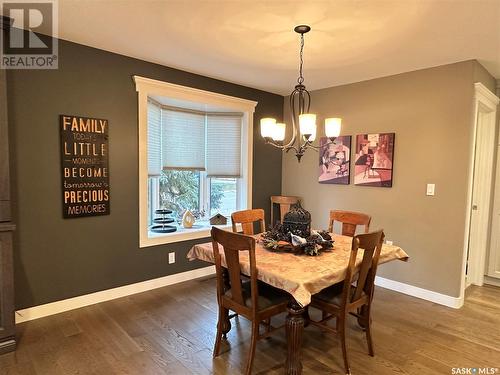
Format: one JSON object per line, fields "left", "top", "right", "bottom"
{"left": 309, "top": 230, "right": 385, "bottom": 375}
{"left": 328, "top": 210, "right": 371, "bottom": 237}
{"left": 270, "top": 196, "right": 301, "bottom": 227}
{"left": 231, "top": 209, "right": 266, "bottom": 235}
{"left": 211, "top": 227, "right": 289, "bottom": 375}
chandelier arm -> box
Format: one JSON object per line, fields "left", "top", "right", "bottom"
{"left": 298, "top": 91, "right": 304, "bottom": 114}
{"left": 298, "top": 135, "right": 310, "bottom": 153}
{"left": 279, "top": 88, "right": 298, "bottom": 149}
{"left": 305, "top": 89, "right": 311, "bottom": 113}
{"left": 298, "top": 141, "right": 319, "bottom": 155}
{"left": 265, "top": 141, "right": 287, "bottom": 150}
{"left": 304, "top": 142, "right": 320, "bottom": 151}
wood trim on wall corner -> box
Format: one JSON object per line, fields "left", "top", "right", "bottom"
{"left": 133, "top": 75, "right": 258, "bottom": 112}
{"left": 474, "top": 82, "right": 500, "bottom": 107}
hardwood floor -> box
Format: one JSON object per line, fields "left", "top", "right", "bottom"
{"left": 1, "top": 278, "right": 499, "bottom": 374}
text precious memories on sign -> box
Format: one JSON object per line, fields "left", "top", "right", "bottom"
{"left": 60, "top": 115, "right": 111, "bottom": 218}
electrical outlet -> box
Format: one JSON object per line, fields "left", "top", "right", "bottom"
{"left": 168, "top": 252, "right": 175, "bottom": 264}
{"left": 386, "top": 240, "right": 394, "bottom": 246}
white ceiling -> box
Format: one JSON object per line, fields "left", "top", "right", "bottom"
{"left": 56, "top": 0, "right": 500, "bottom": 95}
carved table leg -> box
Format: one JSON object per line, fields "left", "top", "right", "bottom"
{"left": 285, "top": 299, "right": 305, "bottom": 375}
{"left": 303, "top": 306, "right": 311, "bottom": 327}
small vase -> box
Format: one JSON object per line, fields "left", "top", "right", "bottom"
{"left": 182, "top": 210, "right": 195, "bottom": 228}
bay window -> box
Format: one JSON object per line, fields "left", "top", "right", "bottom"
{"left": 135, "top": 76, "right": 256, "bottom": 247}
{"left": 148, "top": 100, "right": 243, "bottom": 225}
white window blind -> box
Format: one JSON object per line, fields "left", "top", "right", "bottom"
{"left": 162, "top": 109, "right": 206, "bottom": 171}
{"left": 206, "top": 115, "right": 242, "bottom": 177}
{"left": 147, "top": 101, "right": 162, "bottom": 176}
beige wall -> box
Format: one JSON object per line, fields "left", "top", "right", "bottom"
{"left": 282, "top": 60, "right": 496, "bottom": 298}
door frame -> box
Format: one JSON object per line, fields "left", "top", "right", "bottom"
{"left": 460, "top": 82, "right": 499, "bottom": 297}
{"left": 486, "top": 83, "right": 500, "bottom": 281}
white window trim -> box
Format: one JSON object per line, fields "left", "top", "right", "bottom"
{"left": 134, "top": 76, "right": 257, "bottom": 247}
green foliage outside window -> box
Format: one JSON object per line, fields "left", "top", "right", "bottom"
{"left": 159, "top": 170, "right": 224, "bottom": 215}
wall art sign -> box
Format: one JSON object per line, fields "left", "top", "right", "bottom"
{"left": 354, "top": 133, "right": 395, "bottom": 187}
{"left": 318, "top": 136, "right": 351, "bottom": 185}
{"left": 60, "top": 115, "right": 110, "bottom": 218}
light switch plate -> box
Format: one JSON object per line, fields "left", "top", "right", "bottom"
{"left": 426, "top": 183, "right": 435, "bottom": 196}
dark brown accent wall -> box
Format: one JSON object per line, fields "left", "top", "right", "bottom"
{"left": 7, "top": 39, "right": 283, "bottom": 309}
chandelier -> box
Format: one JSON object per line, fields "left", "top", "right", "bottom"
{"left": 260, "top": 25, "right": 342, "bottom": 162}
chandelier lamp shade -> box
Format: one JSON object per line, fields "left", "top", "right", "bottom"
{"left": 260, "top": 25, "right": 343, "bottom": 161}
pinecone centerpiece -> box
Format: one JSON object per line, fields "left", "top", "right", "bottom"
{"left": 261, "top": 204, "right": 334, "bottom": 256}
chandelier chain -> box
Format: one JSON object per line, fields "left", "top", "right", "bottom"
{"left": 297, "top": 34, "right": 305, "bottom": 85}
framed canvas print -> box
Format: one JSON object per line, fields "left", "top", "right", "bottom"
{"left": 318, "top": 135, "right": 351, "bottom": 185}
{"left": 354, "top": 133, "right": 395, "bottom": 187}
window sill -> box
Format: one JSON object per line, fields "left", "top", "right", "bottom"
{"left": 141, "top": 221, "right": 239, "bottom": 248}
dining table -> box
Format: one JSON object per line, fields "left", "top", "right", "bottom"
{"left": 187, "top": 232, "right": 409, "bottom": 375}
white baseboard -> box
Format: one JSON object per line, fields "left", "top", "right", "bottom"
{"left": 16, "top": 268, "right": 464, "bottom": 324}
{"left": 375, "top": 276, "right": 464, "bottom": 309}
{"left": 15, "top": 266, "right": 216, "bottom": 324}
{"left": 484, "top": 276, "right": 500, "bottom": 287}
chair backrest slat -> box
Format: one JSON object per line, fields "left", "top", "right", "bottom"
{"left": 341, "top": 230, "right": 384, "bottom": 306}
{"left": 211, "top": 227, "right": 259, "bottom": 311}
{"left": 224, "top": 247, "right": 245, "bottom": 305}
{"left": 270, "top": 196, "right": 300, "bottom": 227}
{"left": 329, "top": 210, "right": 371, "bottom": 237}
{"left": 231, "top": 209, "right": 266, "bottom": 235}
